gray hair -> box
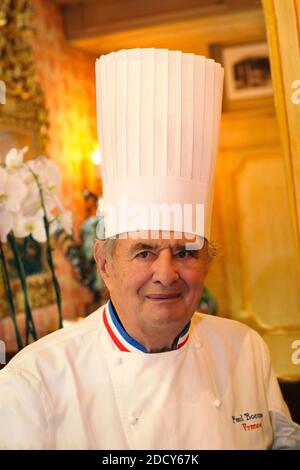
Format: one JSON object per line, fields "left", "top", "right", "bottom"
{"left": 102, "top": 237, "right": 118, "bottom": 260}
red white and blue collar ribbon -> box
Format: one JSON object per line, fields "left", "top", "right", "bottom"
{"left": 103, "top": 300, "right": 190, "bottom": 353}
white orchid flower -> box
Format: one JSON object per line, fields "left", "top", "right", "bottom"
{"left": 43, "top": 192, "right": 70, "bottom": 233}
{"left": 0, "top": 166, "right": 27, "bottom": 213}
{"left": 1, "top": 150, "right": 73, "bottom": 243}
{"left": 0, "top": 207, "right": 13, "bottom": 242}
{"left": 13, "top": 211, "right": 47, "bottom": 243}
{"left": 5, "top": 146, "right": 29, "bottom": 171}
{"left": 57, "top": 209, "right": 73, "bottom": 235}
{"left": 49, "top": 218, "right": 59, "bottom": 235}
{"left": 26, "top": 157, "right": 61, "bottom": 194}
{"left": 21, "top": 183, "right": 42, "bottom": 218}
{"left": 43, "top": 191, "right": 61, "bottom": 217}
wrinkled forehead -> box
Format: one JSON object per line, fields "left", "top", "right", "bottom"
{"left": 117, "top": 231, "right": 205, "bottom": 250}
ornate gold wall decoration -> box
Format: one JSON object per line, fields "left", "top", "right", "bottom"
{"left": 0, "top": 0, "right": 53, "bottom": 319}
{"left": 0, "top": 0, "right": 48, "bottom": 154}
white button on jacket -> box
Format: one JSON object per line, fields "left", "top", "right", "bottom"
{"left": 0, "top": 303, "right": 299, "bottom": 450}
{"left": 128, "top": 416, "right": 138, "bottom": 425}
{"left": 113, "top": 357, "right": 122, "bottom": 366}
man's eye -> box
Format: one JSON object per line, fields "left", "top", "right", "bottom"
{"left": 136, "top": 251, "right": 151, "bottom": 259}
{"left": 176, "top": 250, "right": 198, "bottom": 258}
{"left": 176, "top": 250, "right": 189, "bottom": 258}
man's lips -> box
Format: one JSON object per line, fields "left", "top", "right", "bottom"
{"left": 145, "top": 293, "right": 182, "bottom": 300}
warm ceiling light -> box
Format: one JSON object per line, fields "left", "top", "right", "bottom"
{"left": 92, "top": 148, "right": 101, "bottom": 165}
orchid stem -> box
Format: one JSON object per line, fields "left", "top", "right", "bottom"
{"left": 0, "top": 240, "right": 24, "bottom": 351}
{"left": 43, "top": 214, "right": 63, "bottom": 329}
{"left": 7, "top": 233, "right": 37, "bottom": 344}
{"left": 30, "top": 171, "right": 63, "bottom": 329}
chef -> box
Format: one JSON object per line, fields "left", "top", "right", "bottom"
{"left": 0, "top": 48, "right": 299, "bottom": 450}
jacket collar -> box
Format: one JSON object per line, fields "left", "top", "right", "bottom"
{"left": 103, "top": 299, "right": 190, "bottom": 353}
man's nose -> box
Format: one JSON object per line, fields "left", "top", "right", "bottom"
{"left": 152, "top": 252, "right": 179, "bottom": 286}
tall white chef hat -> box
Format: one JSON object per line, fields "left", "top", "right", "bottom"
{"left": 95, "top": 48, "right": 223, "bottom": 240}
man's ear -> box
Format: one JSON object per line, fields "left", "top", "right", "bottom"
{"left": 94, "top": 240, "right": 112, "bottom": 289}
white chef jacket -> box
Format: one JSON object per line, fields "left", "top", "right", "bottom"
{"left": 0, "top": 302, "right": 299, "bottom": 450}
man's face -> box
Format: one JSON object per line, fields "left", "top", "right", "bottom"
{"left": 97, "top": 231, "right": 209, "bottom": 342}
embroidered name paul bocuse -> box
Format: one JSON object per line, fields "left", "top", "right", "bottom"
{"left": 232, "top": 412, "right": 264, "bottom": 431}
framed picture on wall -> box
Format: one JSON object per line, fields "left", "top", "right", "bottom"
{"left": 210, "top": 41, "right": 273, "bottom": 111}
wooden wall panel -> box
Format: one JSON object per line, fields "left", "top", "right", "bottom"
{"left": 259, "top": 0, "right": 300, "bottom": 377}
{"left": 206, "top": 107, "right": 300, "bottom": 378}
{"left": 263, "top": 0, "right": 300, "bottom": 286}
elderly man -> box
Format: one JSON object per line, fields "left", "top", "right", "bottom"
{"left": 0, "top": 48, "right": 299, "bottom": 450}
{"left": 95, "top": 232, "right": 210, "bottom": 353}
